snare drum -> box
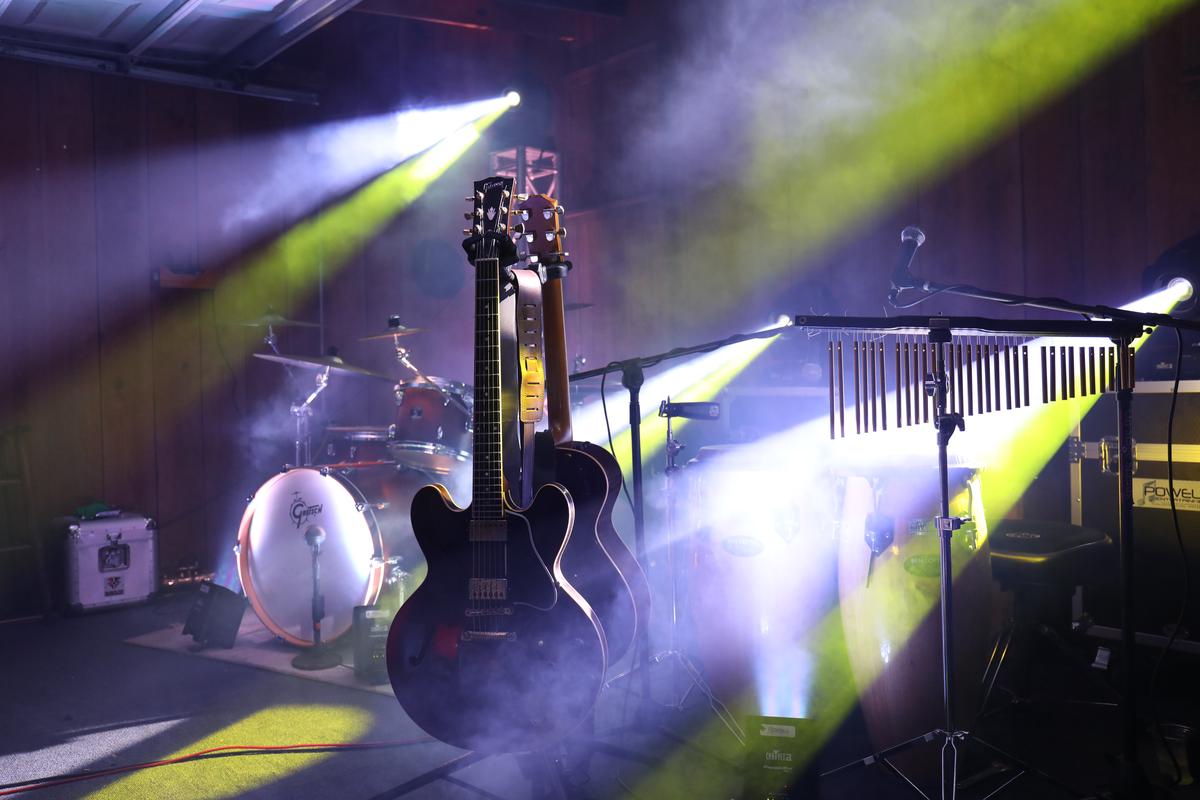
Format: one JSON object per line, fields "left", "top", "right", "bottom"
{"left": 391, "top": 378, "right": 473, "bottom": 474}
{"left": 235, "top": 466, "right": 429, "bottom": 647}
{"left": 318, "top": 426, "right": 394, "bottom": 467}
{"left": 836, "top": 467, "right": 994, "bottom": 759}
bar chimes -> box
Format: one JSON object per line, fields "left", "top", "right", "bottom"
{"left": 825, "top": 334, "right": 1135, "bottom": 439}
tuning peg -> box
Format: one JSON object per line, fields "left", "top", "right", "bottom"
{"left": 498, "top": 223, "right": 507, "bottom": 232}
{"left": 463, "top": 212, "right": 472, "bottom": 220}
{"left": 502, "top": 189, "right": 511, "bottom": 200}
{"left": 555, "top": 204, "right": 564, "bottom": 215}
{"left": 517, "top": 193, "right": 529, "bottom": 202}
{"left": 558, "top": 227, "right": 567, "bottom": 238}
{"left": 464, "top": 197, "right": 474, "bottom": 203}
{"left": 500, "top": 206, "right": 509, "bottom": 217}
{"left": 462, "top": 228, "right": 471, "bottom": 236}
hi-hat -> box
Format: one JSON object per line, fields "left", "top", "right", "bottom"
{"left": 360, "top": 315, "right": 426, "bottom": 342}
{"left": 253, "top": 352, "right": 393, "bottom": 382}
{"left": 230, "top": 312, "right": 321, "bottom": 329}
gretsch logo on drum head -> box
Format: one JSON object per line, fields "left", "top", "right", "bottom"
{"left": 290, "top": 492, "right": 324, "bottom": 529}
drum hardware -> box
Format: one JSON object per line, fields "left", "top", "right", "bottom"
{"left": 800, "top": 316, "right": 1142, "bottom": 798}
{"left": 290, "top": 525, "right": 343, "bottom": 671}
{"left": 289, "top": 366, "right": 328, "bottom": 468}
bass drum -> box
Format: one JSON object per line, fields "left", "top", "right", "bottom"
{"left": 836, "top": 467, "right": 994, "bottom": 760}
{"left": 236, "top": 466, "right": 430, "bottom": 647}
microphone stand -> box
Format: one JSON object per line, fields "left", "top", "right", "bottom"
{"left": 893, "top": 265, "right": 1200, "bottom": 797}
{"left": 569, "top": 324, "right": 788, "bottom": 739}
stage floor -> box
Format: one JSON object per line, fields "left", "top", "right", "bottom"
{"left": 1, "top": 591, "right": 1197, "bottom": 799}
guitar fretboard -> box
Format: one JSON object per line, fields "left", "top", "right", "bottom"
{"left": 472, "top": 256, "right": 505, "bottom": 522}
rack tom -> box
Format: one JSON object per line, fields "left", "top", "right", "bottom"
{"left": 391, "top": 378, "right": 473, "bottom": 474}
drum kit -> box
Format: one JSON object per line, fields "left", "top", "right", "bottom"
{"left": 233, "top": 313, "right": 473, "bottom": 650}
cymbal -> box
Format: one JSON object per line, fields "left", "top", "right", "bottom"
{"left": 360, "top": 315, "right": 426, "bottom": 342}
{"left": 360, "top": 325, "right": 426, "bottom": 342}
{"left": 565, "top": 302, "right": 594, "bottom": 312}
{"left": 230, "top": 313, "right": 321, "bottom": 329}
{"left": 253, "top": 352, "right": 394, "bottom": 382}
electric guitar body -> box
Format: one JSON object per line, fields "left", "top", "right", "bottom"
{"left": 386, "top": 176, "right": 606, "bottom": 754}
{"left": 515, "top": 193, "right": 651, "bottom": 664}
{"left": 552, "top": 442, "right": 640, "bottom": 663}
{"left": 386, "top": 482, "right": 606, "bottom": 753}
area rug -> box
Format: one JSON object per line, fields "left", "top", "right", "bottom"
{"left": 124, "top": 614, "right": 394, "bottom": 697}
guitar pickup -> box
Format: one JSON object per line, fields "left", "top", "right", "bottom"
{"left": 461, "top": 630, "right": 517, "bottom": 642}
{"left": 465, "top": 607, "right": 514, "bottom": 617}
{"left": 468, "top": 578, "right": 508, "bottom": 600}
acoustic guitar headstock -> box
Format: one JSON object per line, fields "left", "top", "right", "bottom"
{"left": 513, "top": 194, "right": 568, "bottom": 270}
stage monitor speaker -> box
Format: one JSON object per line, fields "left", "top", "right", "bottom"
{"left": 353, "top": 604, "right": 391, "bottom": 684}
{"left": 742, "top": 716, "right": 821, "bottom": 799}
{"left": 182, "top": 581, "right": 246, "bottom": 649}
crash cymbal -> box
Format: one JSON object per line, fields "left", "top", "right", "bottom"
{"left": 253, "top": 352, "right": 394, "bottom": 382}
{"left": 231, "top": 312, "right": 321, "bottom": 329}
{"left": 360, "top": 315, "right": 426, "bottom": 342}
{"left": 564, "top": 302, "right": 594, "bottom": 312}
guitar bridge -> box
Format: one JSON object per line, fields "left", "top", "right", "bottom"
{"left": 465, "top": 606, "right": 514, "bottom": 617}
{"left": 461, "top": 630, "right": 517, "bottom": 642}
{"left": 468, "top": 578, "right": 508, "bottom": 601}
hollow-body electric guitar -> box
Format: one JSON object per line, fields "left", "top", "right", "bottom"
{"left": 385, "top": 177, "right": 606, "bottom": 754}
{"left": 515, "top": 193, "right": 651, "bottom": 664}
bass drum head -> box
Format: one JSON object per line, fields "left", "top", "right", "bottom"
{"left": 237, "top": 468, "right": 385, "bottom": 647}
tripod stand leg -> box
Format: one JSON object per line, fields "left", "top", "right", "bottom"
{"left": 942, "top": 733, "right": 959, "bottom": 800}
{"left": 365, "top": 751, "right": 489, "bottom": 800}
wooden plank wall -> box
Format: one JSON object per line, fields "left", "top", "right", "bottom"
{"left": 0, "top": 12, "right": 560, "bottom": 597}
{"left": 556, "top": 4, "right": 1200, "bottom": 360}
{"left": 1, "top": 3, "right": 1198, "bottom": 595}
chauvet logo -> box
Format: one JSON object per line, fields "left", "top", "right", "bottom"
{"left": 290, "top": 493, "right": 323, "bottom": 529}
{"left": 765, "top": 750, "right": 793, "bottom": 762}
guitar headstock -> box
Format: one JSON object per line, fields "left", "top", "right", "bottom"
{"left": 463, "top": 176, "right": 518, "bottom": 267}
{"left": 513, "top": 194, "right": 568, "bottom": 267}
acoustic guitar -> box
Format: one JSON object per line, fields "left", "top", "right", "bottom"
{"left": 385, "top": 177, "right": 606, "bottom": 754}
{"left": 515, "top": 194, "right": 652, "bottom": 664}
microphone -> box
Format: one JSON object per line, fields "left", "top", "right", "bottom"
{"left": 658, "top": 401, "right": 721, "bottom": 420}
{"left": 304, "top": 525, "right": 327, "bottom": 552}
{"left": 889, "top": 226, "right": 926, "bottom": 302}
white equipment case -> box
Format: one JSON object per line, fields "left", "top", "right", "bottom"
{"left": 63, "top": 513, "right": 157, "bottom": 611}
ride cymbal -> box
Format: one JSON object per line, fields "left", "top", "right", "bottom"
{"left": 253, "top": 352, "right": 394, "bottom": 382}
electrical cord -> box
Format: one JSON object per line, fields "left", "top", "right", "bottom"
{"left": 1147, "top": 325, "right": 1191, "bottom": 786}
{"left": 0, "top": 737, "right": 434, "bottom": 796}
{"left": 600, "top": 366, "right": 635, "bottom": 514}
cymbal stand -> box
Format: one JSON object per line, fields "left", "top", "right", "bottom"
{"left": 290, "top": 366, "right": 329, "bottom": 467}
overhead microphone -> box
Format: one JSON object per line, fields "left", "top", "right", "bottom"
{"left": 888, "top": 225, "right": 926, "bottom": 303}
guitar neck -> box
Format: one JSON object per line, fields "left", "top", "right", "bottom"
{"left": 472, "top": 256, "right": 505, "bottom": 520}
{"left": 543, "top": 276, "right": 574, "bottom": 446}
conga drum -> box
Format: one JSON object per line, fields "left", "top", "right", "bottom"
{"left": 836, "top": 466, "right": 994, "bottom": 761}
